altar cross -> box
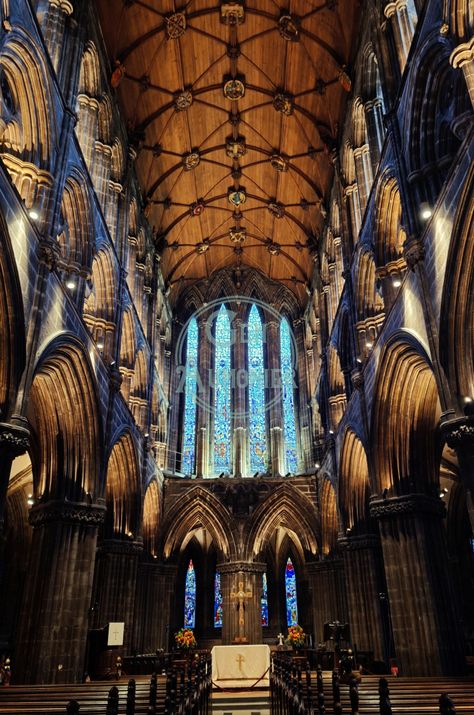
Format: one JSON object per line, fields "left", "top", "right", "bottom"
{"left": 230, "top": 580, "right": 252, "bottom": 643}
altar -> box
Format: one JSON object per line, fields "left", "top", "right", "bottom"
{"left": 211, "top": 644, "right": 270, "bottom": 689}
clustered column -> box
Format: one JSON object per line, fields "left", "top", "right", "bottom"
{"left": 306, "top": 559, "right": 348, "bottom": 645}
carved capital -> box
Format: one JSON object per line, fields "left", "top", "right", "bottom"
{"left": 351, "top": 368, "right": 364, "bottom": 390}
{"left": 217, "top": 561, "right": 266, "bottom": 575}
{"left": 38, "top": 237, "right": 61, "bottom": 270}
{"left": 441, "top": 417, "right": 474, "bottom": 455}
{"left": 338, "top": 533, "right": 379, "bottom": 551}
{"left": 369, "top": 493, "right": 445, "bottom": 520}
{"left": 0, "top": 422, "right": 30, "bottom": 456}
{"left": 99, "top": 538, "right": 144, "bottom": 555}
{"left": 29, "top": 500, "right": 106, "bottom": 527}
{"left": 403, "top": 236, "right": 424, "bottom": 270}
{"left": 306, "top": 557, "right": 344, "bottom": 575}
{"left": 450, "top": 37, "right": 474, "bottom": 70}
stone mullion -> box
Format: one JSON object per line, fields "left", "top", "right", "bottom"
{"left": 217, "top": 561, "right": 265, "bottom": 645}
{"left": 92, "top": 539, "right": 143, "bottom": 654}
{"left": 306, "top": 559, "right": 348, "bottom": 646}
{"left": 294, "top": 318, "right": 312, "bottom": 471}
{"left": 15, "top": 502, "right": 105, "bottom": 684}
{"left": 338, "top": 535, "right": 386, "bottom": 661}
{"left": 232, "top": 315, "right": 248, "bottom": 477}
{"left": 371, "top": 495, "right": 464, "bottom": 675}
{"left": 364, "top": 99, "right": 384, "bottom": 169}
{"left": 265, "top": 319, "right": 284, "bottom": 476}
{"left": 196, "top": 317, "right": 211, "bottom": 478}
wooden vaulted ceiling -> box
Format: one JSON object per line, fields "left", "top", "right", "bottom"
{"left": 97, "top": 1, "right": 360, "bottom": 305}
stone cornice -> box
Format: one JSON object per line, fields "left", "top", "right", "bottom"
{"left": 337, "top": 533, "right": 379, "bottom": 551}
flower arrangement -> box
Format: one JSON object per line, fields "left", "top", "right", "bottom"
{"left": 286, "top": 624, "right": 306, "bottom": 649}
{"left": 175, "top": 628, "right": 197, "bottom": 650}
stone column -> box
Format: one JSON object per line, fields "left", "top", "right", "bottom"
{"left": 75, "top": 95, "right": 99, "bottom": 171}
{"left": 133, "top": 561, "right": 178, "bottom": 653}
{"left": 217, "top": 561, "right": 266, "bottom": 645}
{"left": 266, "top": 319, "right": 284, "bottom": 476}
{"left": 370, "top": 494, "right": 465, "bottom": 675}
{"left": 14, "top": 500, "right": 105, "bottom": 684}
{"left": 338, "top": 534, "right": 386, "bottom": 662}
{"left": 344, "top": 184, "right": 361, "bottom": 241}
{"left": 384, "top": 1, "right": 415, "bottom": 72}
{"left": 364, "top": 99, "right": 385, "bottom": 169}
{"left": 306, "top": 559, "right": 348, "bottom": 646}
{"left": 450, "top": 38, "right": 474, "bottom": 112}
{"left": 93, "top": 142, "right": 112, "bottom": 212}
{"left": 0, "top": 420, "right": 30, "bottom": 536}
{"left": 39, "top": 0, "right": 74, "bottom": 73}
{"left": 441, "top": 416, "right": 474, "bottom": 534}
{"left": 106, "top": 181, "right": 123, "bottom": 244}
{"left": 353, "top": 145, "right": 373, "bottom": 213}
{"left": 92, "top": 538, "right": 143, "bottom": 654}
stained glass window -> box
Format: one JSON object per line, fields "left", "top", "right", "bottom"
{"left": 280, "top": 319, "right": 298, "bottom": 473}
{"left": 214, "top": 304, "right": 231, "bottom": 474}
{"left": 248, "top": 305, "right": 267, "bottom": 472}
{"left": 214, "top": 571, "right": 223, "bottom": 627}
{"left": 184, "top": 559, "right": 196, "bottom": 628}
{"left": 182, "top": 318, "right": 198, "bottom": 474}
{"left": 285, "top": 558, "right": 298, "bottom": 626}
{"left": 261, "top": 572, "right": 269, "bottom": 626}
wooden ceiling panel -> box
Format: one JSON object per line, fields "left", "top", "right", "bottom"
{"left": 96, "top": 0, "right": 361, "bottom": 305}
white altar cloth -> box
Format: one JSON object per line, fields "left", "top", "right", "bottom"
{"left": 211, "top": 644, "right": 270, "bottom": 688}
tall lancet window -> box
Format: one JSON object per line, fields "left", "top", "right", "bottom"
{"left": 280, "top": 319, "right": 298, "bottom": 473}
{"left": 214, "top": 304, "right": 231, "bottom": 474}
{"left": 182, "top": 317, "right": 198, "bottom": 474}
{"left": 184, "top": 559, "right": 196, "bottom": 628}
{"left": 214, "top": 571, "right": 223, "bottom": 627}
{"left": 285, "top": 557, "right": 298, "bottom": 626}
{"left": 261, "top": 572, "right": 269, "bottom": 626}
{"left": 248, "top": 304, "right": 267, "bottom": 472}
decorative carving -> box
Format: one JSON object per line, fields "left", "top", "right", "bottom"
{"left": 270, "top": 153, "right": 289, "bottom": 172}
{"left": 224, "top": 77, "right": 245, "bottom": 100}
{"left": 217, "top": 561, "right": 266, "bottom": 575}
{"left": 38, "top": 237, "right": 60, "bottom": 270}
{"left": 190, "top": 199, "right": 205, "bottom": 216}
{"left": 226, "top": 135, "right": 246, "bottom": 158}
{"left": 267, "top": 241, "right": 281, "bottom": 256}
{"left": 182, "top": 150, "right": 200, "bottom": 171}
{"left": 403, "top": 236, "right": 425, "bottom": 269}
{"left": 442, "top": 418, "right": 474, "bottom": 452}
{"left": 165, "top": 12, "right": 186, "bottom": 39}
{"left": 174, "top": 89, "right": 193, "bottom": 111}
{"left": 99, "top": 538, "right": 144, "bottom": 555}
{"left": 351, "top": 368, "right": 364, "bottom": 390}
{"left": 196, "top": 240, "right": 210, "bottom": 254}
{"left": 268, "top": 201, "right": 285, "bottom": 218}
{"left": 220, "top": 1, "right": 245, "bottom": 25}
{"left": 338, "top": 534, "right": 379, "bottom": 551}
{"left": 29, "top": 501, "right": 106, "bottom": 527}
{"left": 228, "top": 186, "right": 246, "bottom": 207}
{"left": 278, "top": 15, "right": 300, "bottom": 42}
{"left": 273, "top": 92, "right": 294, "bottom": 115}
{"left": 230, "top": 227, "right": 246, "bottom": 243}
{"left": 369, "top": 494, "right": 445, "bottom": 520}
{"left": 0, "top": 422, "right": 29, "bottom": 456}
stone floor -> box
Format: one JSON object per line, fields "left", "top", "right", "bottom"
{"left": 211, "top": 689, "right": 270, "bottom": 714}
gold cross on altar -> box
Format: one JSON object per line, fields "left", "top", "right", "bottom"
{"left": 236, "top": 654, "right": 245, "bottom": 669}
{"left": 230, "top": 580, "right": 252, "bottom": 643}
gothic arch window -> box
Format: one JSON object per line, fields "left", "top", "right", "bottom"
{"left": 214, "top": 571, "right": 223, "bottom": 627}
{"left": 214, "top": 304, "right": 231, "bottom": 474}
{"left": 184, "top": 559, "right": 196, "bottom": 628}
{"left": 248, "top": 304, "right": 267, "bottom": 472}
{"left": 285, "top": 557, "right": 298, "bottom": 626}
{"left": 261, "top": 572, "right": 269, "bottom": 626}
{"left": 182, "top": 317, "right": 198, "bottom": 474}
{"left": 281, "top": 319, "right": 298, "bottom": 473}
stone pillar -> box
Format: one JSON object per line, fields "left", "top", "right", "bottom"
{"left": 93, "top": 142, "right": 112, "bottom": 212}
{"left": 441, "top": 416, "right": 474, "bottom": 534}
{"left": 306, "top": 559, "right": 348, "bottom": 646}
{"left": 266, "top": 319, "right": 284, "bottom": 476}
{"left": 217, "top": 561, "right": 266, "bottom": 645}
{"left": 0, "top": 421, "right": 30, "bottom": 536}
{"left": 344, "top": 184, "right": 361, "bottom": 241}
{"left": 450, "top": 38, "right": 474, "bottom": 112}
{"left": 195, "top": 316, "right": 212, "bottom": 477}
{"left": 14, "top": 500, "right": 105, "bottom": 684}
{"left": 338, "top": 534, "right": 386, "bottom": 662}
{"left": 384, "top": 1, "right": 415, "bottom": 72}
{"left": 92, "top": 538, "right": 143, "bottom": 653}
{"left": 75, "top": 95, "right": 99, "bottom": 171}
{"left": 364, "top": 99, "right": 385, "bottom": 169}
{"left": 353, "top": 145, "right": 373, "bottom": 213}
{"left": 133, "top": 561, "right": 177, "bottom": 653}
{"left": 370, "top": 494, "right": 465, "bottom": 675}
{"left": 39, "top": 0, "right": 74, "bottom": 73}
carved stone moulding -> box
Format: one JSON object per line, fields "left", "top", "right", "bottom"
{"left": 337, "top": 533, "right": 379, "bottom": 551}
{"left": 0, "top": 421, "right": 30, "bottom": 456}
{"left": 369, "top": 493, "right": 446, "bottom": 520}
{"left": 217, "top": 561, "right": 266, "bottom": 575}
{"left": 29, "top": 500, "right": 106, "bottom": 527}
{"left": 99, "top": 538, "right": 144, "bottom": 555}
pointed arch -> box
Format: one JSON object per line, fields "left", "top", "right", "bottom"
{"left": 374, "top": 174, "right": 406, "bottom": 271}
{"left": 78, "top": 41, "right": 100, "bottom": 96}
{"left": 339, "top": 429, "right": 371, "bottom": 533}
{"left": 320, "top": 477, "right": 338, "bottom": 556}
{"left": 58, "top": 170, "right": 94, "bottom": 271}
{"left": 143, "top": 478, "right": 160, "bottom": 557}
{"left": 370, "top": 336, "right": 441, "bottom": 496}
{"left": 105, "top": 431, "right": 140, "bottom": 538}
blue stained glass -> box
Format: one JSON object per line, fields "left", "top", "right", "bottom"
{"left": 280, "top": 319, "right": 298, "bottom": 473}
{"left": 285, "top": 558, "right": 298, "bottom": 626}
{"left": 214, "top": 304, "right": 231, "bottom": 473}
{"left": 184, "top": 559, "right": 196, "bottom": 628}
{"left": 261, "top": 572, "right": 269, "bottom": 626}
{"left": 248, "top": 305, "right": 267, "bottom": 472}
{"left": 182, "top": 318, "right": 198, "bottom": 474}
{"left": 214, "top": 571, "right": 223, "bottom": 627}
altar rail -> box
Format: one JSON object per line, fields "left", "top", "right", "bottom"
{"left": 270, "top": 654, "right": 474, "bottom": 714}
